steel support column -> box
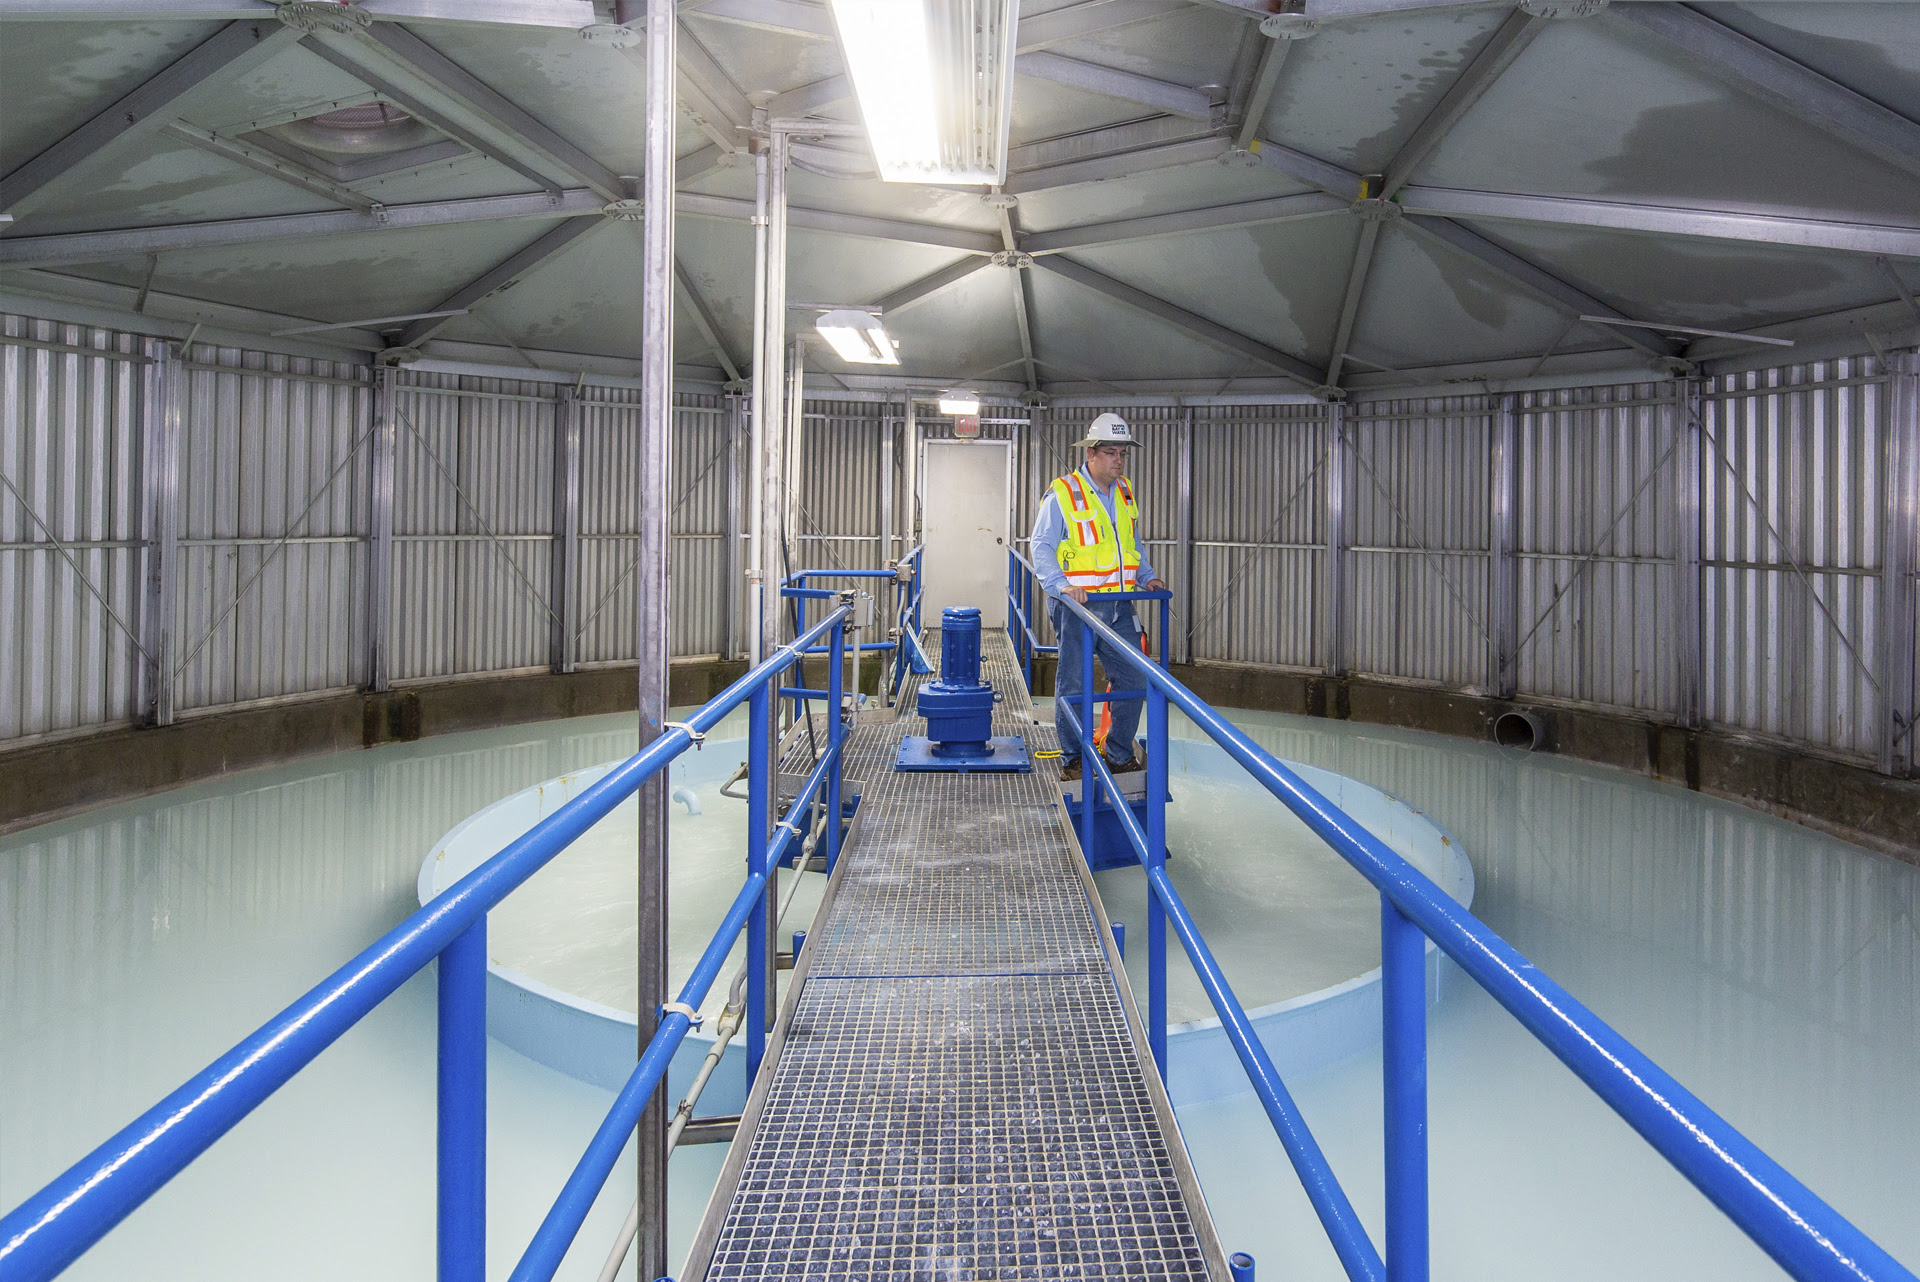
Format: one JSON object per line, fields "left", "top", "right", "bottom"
{"left": 632, "top": 2, "right": 676, "bottom": 1275}
{"left": 903, "top": 396, "right": 919, "bottom": 553}
{"left": 1325, "top": 402, "right": 1348, "bottom": 678}
{"left": 367, "top": 365, "right": 396, "bottom": 693}
{"left": 550, "top": 387, "right": 580, "bottom": 675}
{"left": 1177, "top": 410, "right": 1195, "bottom": 666}
{"left": 879, "top": 411, "right": 895, "bottom": 564}
{"left": 1489, "top": 394, "right": 1518, "bottom": 699}
{"left": 726, "top": 392, "right": 747, "bottom": 659}
{"left": 136, "top": 339, "right": 181, "bottom": 726}
{"left": 1879, "top": 355, "right": 1919, "bottom": 776}
{"left": 1676, "top": 380, "right": 1704, "bottom": 731}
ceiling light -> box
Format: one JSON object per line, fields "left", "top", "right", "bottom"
{"left": 815, "top": 309, "right": 900, "bottom": 365}
{"left": 937, "top": 392, "right": 980, "bottom": 416}
{"left": 825, "top": 0, "right": 1018, "bottom": 184}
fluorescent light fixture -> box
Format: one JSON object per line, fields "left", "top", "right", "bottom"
{"left": 937, "top": 392, "right": 980, "bottom": 416}
{"left": 816, "top": 309, "right": 900, "bottom": 365}
{"left": 825, "top": 0, "right": 1018, "bottom": 184}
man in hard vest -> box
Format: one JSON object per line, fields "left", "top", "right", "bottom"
{"left": 1029, "top": 412, "right": 1167, "bottom": 781}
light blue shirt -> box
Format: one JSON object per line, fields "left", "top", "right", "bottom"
{"left": 1029, "top": 466, "right": 1158, "bottom": 600}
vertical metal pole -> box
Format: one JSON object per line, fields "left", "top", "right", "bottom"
{"left": 137, "top": 339, "right": 180, "bottom": 726}
{"left": 827, "top": 614, "right": 845, "bottom": 870}
{"left": 1879, "top": 354, "right": 1918, "bottom": 777}
{"left": 903, "top": 396, "right": 919, "bottom": 552}
{"left": 1489, "top": 394, "right": 1518, "bottom": 699}
{"left": 1381, "top": 896, "right": 1429, "bottom": 1282}
{"left": 748, "top": 149, "right": 770, "bottom": 664}
{"left": 633, "top": 3, "right": 676, "bottom": 1276}
{"left": 1080, "top": 619, "right": 1096, "bottom": 858}
{"left": 725, "top": 392, "right": 746, "bottom": 660}
{"left": 1676, "top": 379, "right": 1704, "bottom": 731}
{"left": 880, "top": 411, "right": 895, "bottom": 566}
{"left": 746, "top": 684, "right": 771, "bottom": 1079}
{"left": 1177, "top": 410, "right": 1194, "bottom": 666}
{"left": 786, "top": 336, "right": 806, "bottom": 555}
{"left": 758, "top": 134, "right": 789, "bottom": 668}
{"left": 1147, "top": 680, "right": 1168, "bottom": 1080}
{"left": 551, "top": 387, "right": 579, "bottom": 675}
{"left": 367, "top": 365, "right": 395, "bottom": 694}
{"left": 1324, "top": 401, "right": 1348, "bottom": 678}
{"left": 437, "top": 918, "right": 487, "bottom": 1282}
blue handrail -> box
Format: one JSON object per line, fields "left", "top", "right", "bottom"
{"left": 1018, "top": 543, "right": 1915, "bottom": 1282}
{"left": 0, "top": 604, "right": 853, "bottom": 1282}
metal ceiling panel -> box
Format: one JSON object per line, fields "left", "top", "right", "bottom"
{"left": 1039, "top": 3, "right": 1247, "bottom": 90}
{"left": 1024, "top": 262, "right": 1243, "bottom": 381}
{"left": 1416, "top": 16, "right": 1920, "bottom": 225}
{"left": 684, "top": 10, "right": 845, "bottom": 101}
{"left": 1254, "top": 6, "right": 1511, "bottom": 175}
{"left": 862, "top": 263, "right": 1027, "bottom": 379}
{"left": 1700, "top": 5, "right": 1920, "bottom": 125}
{"left": 1347, "top": 220, "right": 1574, "bottom": 370}
{"left": 1065, "top": 214, "right": 1363, "bottom": 364}
{"left": 1444, "top": 218, "right": 1903, "bottom": 333}
{"left": 0, "top": 20, "right": 225, "bottom": 162}
{"left": 1010, "top": 76, "right": 1173, "bottom": 146}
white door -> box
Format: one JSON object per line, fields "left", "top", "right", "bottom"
{"left": 919, "top": 439, "right": 1012, "bottom": 628}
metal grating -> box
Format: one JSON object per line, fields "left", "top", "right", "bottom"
{"left": 689, "top": 630, "right": 1219, "bottom": 1280}
{"left": 705, "top": 976, "right": 1214, "bottom": 1281}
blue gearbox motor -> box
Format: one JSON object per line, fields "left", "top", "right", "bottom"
{"left": 917, "top": 607, "right": 996, "bottom": 756}
{"left": 894, "top": 606, "right": 1030, "bottom": 773}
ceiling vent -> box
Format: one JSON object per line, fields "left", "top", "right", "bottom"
{"left": 274, "top": 104, "right": 438, "bottom": 159}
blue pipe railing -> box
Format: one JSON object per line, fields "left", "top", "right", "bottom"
{"left": 778, "top": 551, "right": 924, "bottom": 704}
{"left": 1013, "top": 547, "right": 1913, "bottom": 1282}
{"left": 0, "top": 603, "right": 853, "bottom": 1282}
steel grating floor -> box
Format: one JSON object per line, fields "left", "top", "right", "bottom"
{"left": 685, "top": 631, "right": 1223, "bottom": 1280}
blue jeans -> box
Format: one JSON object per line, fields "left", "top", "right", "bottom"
{"left": 1050, "top": 598, "right": 1146, "bottom": 765}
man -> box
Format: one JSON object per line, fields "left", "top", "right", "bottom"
{"left": 1029, "top": 412, "right": 1167, "bottom": 781}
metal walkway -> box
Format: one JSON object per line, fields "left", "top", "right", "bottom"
{"left": 682, "top": 631, "right": 1226, "bottom": 1280}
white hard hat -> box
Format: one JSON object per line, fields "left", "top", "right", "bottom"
{"left": 1075, "top": 412, "right": 1135, "bottom": 448}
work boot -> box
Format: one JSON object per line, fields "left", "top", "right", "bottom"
{"left": 1108, "top": 754, "right": 1144, "bottom": 776}
{"left": 1059, "top": 757, "right": 1082, "bottom": 781}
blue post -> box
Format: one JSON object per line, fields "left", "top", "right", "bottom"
{"left": 747, "top": 685, "right": 770, "bottom": 1080}
{"left": 1160, "top": 596, "right": 1172, "bottom": 672}
{"left": 1230, "top": 1252, "right": 1256, "bottom": 1282}
{"left": 1112, "top": 921, "right": 1125, "bottom": 959}
{"left": 438, "top": 918, "right": 487, "bottom": 1282}
{"left": 1079, "top": 615, "right": 1096, "bottom": 861}
{"left": 1147, "top": 681, "right": 1169, "bottom": 1080}
{"left": 826, "top": 616, "right": 845, "bottom": 872}
{"left": 1382, "top": 895, "right": 1429, "bottom": 1282}
{"left": 792, "top": 929, "right": 806, "bottom": 958}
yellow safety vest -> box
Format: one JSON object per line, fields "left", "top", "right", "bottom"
{"left": 1050, "top": 468, "right": 1141, "bottom": 593}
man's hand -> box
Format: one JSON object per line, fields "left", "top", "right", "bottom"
{"left": 1144, "top": 579, "right": 1166, "bottom": 593}
{"left": 1067, "top": 587, "right": 1090, "bottom": 604}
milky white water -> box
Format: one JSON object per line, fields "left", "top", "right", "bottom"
{"left": 4, "top": 703, "right": 1914, "bottom": 1280}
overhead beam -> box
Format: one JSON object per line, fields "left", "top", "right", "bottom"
{"left": 1242, "top": 136, "right": 1365, "bottom": 199}
{"left": 766, "top": 76, "right": 852, "bottom": 122}
{"left": 1397, "top": 186, "right": 1920, "bottom": 260}
{"left": 675, "top": 257, "right": 742, "bottom": 382}
{"left": 995, "top": 208, "right": 1039, "bottom": 390}
{"left": 1405, "top": 215, "right": 1681, "bottom": 357}
{"left": 1034, "top": 254, "right": 1324, "bottom": 387}
{"left": 1004, "top": 134, "right": 1230, "bottom": 194}
{"left": 1610, "top": 4, "right": 1920, "bottom": 182}
{"left": 161, "top": 120, "right": 381, "bottom": 213}
{"left": 674, "top": 21, "right": 753, "bottom": 152}
{"left": 677, "top": 191, "right": 1004, "bottom": 254}
{"left": 1024, "top": 190, "right": 1345, "bottom": 252}
{"left": 1233, "top": 36, "right": 1295, "bottom": 151}
{"left": 1015, "top": 52, "right": 1214, "bottom": 121}
{"left": 1323, "top": 219, "right": 1381, "bottom": 388}
{"left": 0, "top": 0, "right": 599, "bottom": 20}
{"left": 679, "top": 0, "right": 834, "bottom": 39}
{"left": 0, "top": 19, "right": 302, "bottom": 215}
{"left": 873, "top": 257, "right": 995, "bottom": 315}
{"left": 0, "top": 189, "right": 605, "bottom": 265}
{"left": 1381, "top": 8, "right": 1544, "bottom": 198}
{"left": 396, "top": 216, "right": 605, "bottom": 346}
{"left": 1017, "top": 0, "right": 1187, "bottom": 51}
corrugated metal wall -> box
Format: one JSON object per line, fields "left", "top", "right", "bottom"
{"left": 174, "top": 349, "right": 373, "bottom": 710}
{"left": 3, "top": 309, "right": 1913, "bottom": 779}
{"left": 1, "top": 315, "right": 146, "bottom": 740}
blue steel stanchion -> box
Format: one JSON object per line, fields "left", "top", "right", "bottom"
{"left": 1147, "top": 680, "right": 1169, "bottom": 1080}
{"left": 438, "top": 917, "right": 488, "bottom": 1282}
{"left": 826, "top": 615, "right": 845, "bottom": 872}
{"left": 1382, "top": 896, "right": 1430, "bottom": 1282}
{"left": 1079, "top": 615, "right": 1096, "bottom": 861}
{"left": 746, "top": 685, "right": 771, "bottom": 1080}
